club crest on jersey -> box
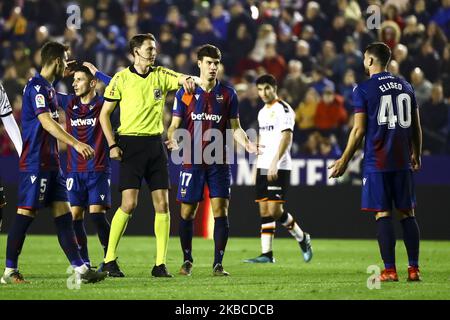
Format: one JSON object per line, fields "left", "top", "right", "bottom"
{"left": 89, "top": 105, "right": 95, "bottom": 111}
{"left": 215, "top": 94, "right": 224, "bottom": 103}
{"left": 100, "top": 195, "right": 105, "bottom": 201}
{"left": 34, "top": 85, "right": 41, "bottom": 92}
{"left": 181, "top": 188, "right": 187, "bottom": 197}
{"left": 154, "top": 88, "right": 162, "bottom": 100}
{"left": 363, "top": 178, "right": 367, "bottom": 186}
{"left": 35, "top": 94, "right": 45, "bottom": 108}
{"left": 30, "top": 175, "right": 37, "bottom": 184}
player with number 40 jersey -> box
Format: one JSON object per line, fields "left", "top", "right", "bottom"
{"left": 329, "top": 42, "right": 423, "bottom": 283}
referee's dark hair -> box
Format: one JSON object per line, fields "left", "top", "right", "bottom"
{"left": 365, "top": 42, "right": 391, "bottom": 67}
{"left": 41, "top": 41, "right": 69, "bottom": 67}
{"left": 256, "top": 74, "right": 277, "bottom": 88}
{"left": 197, "top": 44, "right": 222, "bottom": 61}
{"left": 129, "top": 33, "right": 156, "bottom": 56}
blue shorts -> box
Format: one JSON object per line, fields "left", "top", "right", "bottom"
{"left": 18, "top": 170, "right": 68, "bottom": 210}
{"left": 177, "top": 165, "right": 231, "bottom": 203}
{"left": 361, "top": 170, "right": 416, "bottom": 212}
{"left": 66, "top": 172, "right": 111, "bottom": 208}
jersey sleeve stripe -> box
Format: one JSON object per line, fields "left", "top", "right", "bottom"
{"left": 0, "top": 111, "right": 12, "bottom": 117}
{"left": 104, "top": 97, "right": 120, "bottom": 102}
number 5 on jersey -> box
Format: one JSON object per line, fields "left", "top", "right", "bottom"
{"left": 377, "top": 93, "right": 412, "bottom": 129}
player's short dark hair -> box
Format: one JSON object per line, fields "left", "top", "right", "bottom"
{"left": 40, "top": 41, "right": 68, "bottom": 67}
{"left": 74, "top": 65, "right": 95, "bottom": 81}
{"left": 365, "top": 42, "right": 392, "bottom": 67}
{"left": 255, "top": 74, "right": 277, "bottom": 87}
{"left": 129, "top": 33, "right": 156, "bottom": 56}
{"left": 197, "top": 44, "right": 222, "bottom": 61}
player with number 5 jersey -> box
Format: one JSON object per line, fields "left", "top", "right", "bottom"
{"left": 329, "top": 42, "right": 423, "bottom": 283}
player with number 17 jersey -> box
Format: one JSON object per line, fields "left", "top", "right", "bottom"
{"left": 352, "top": 71, "right": 418, "bottom": 211}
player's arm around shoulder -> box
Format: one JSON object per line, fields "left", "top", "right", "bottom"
{"left": 37, "top": 112, "right": 94, "bottom": 160}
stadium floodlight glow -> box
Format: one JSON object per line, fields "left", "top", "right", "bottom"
{"left": 251, "top": 6, "right": 259, "bottom": 20}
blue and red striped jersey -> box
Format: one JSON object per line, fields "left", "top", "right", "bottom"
{"left": 172, "top": 81, "right": 239, "bottom": 166}
{"left": 352, "top": 71, "right": 418, "bottom": 173}
{"left": 58, "top": 93, "right": 110, "bottom": 173}
{"left": 19, "top": 73, "right": 60, "bottom": 172}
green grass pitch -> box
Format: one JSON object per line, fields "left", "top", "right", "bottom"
{"left": 0, "top": 235, "right": 449, "bottom": 300}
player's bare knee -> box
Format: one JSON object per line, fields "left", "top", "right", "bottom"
{"left": 154, "top": 199, "right": 169, "bottom": 213}
{"left": 121, "top": 199, "right": 137, "bottom": 213}
{"left": 181, "top": 203, "right": 197, "bottom": 220}
{"left": 375, "top": 211, "right": 391, "bottom": 220}
{"left": 397, "top": 209, "right": 415, "bottom": 220}
{"left": 17, "top": 208, "right": 36, "bottom": 218}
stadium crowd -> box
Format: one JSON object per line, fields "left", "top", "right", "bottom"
{"left": 0, "top": 0, "right": 449, "bottom": 156}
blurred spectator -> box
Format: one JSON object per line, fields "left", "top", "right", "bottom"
{"left": 400, "top": 15, "right": 425, "bottom": 55}
{"left": 303, "top": 1, "right": 328, "bottom": 39}
{"left": 416, "top": 40, "right": 441, "bottom": 82}
{"left": 192, "top": 16, "right": 221, "bottom": 49}
{"left": 293, "top": 39, "right": 317, "bottom": 75}
{"left": 165, "top": 5, "right": 188, "bottom": 36}
{"left": 431, "top": 0, "right": 450, "bottom": 38}
{"left": 325, "top": 14, "right": 353, "bottom": 52}
{"left": 388, "top": 59, "right": 401, "bottom": 77}
{"left": 159, "top": 24, "right": 178, "bottom": 59}
{"left": 353, "top": 19, "right": 376, "bottom": 53}
{"left": 421, "top": 83, "right": 449, "bottom": 154}
{"left": 210, "top": 3, "right": 230, "bottom": 41}
{"left": 317, "top": 41, "right": 338, "bottom": 79}
{"left": 227, "top": 1, "right": 257, "bottom": 48}
{"left": 311, "top": 66, "right": 335, "bottom": 95}
{"left": 333, "top": 36, "right": 364, "bottom": 82}
{"left": 337, "top": 0, "right": 362, "bottom": 25}
{"left": 314, "top": 86, "right": 348, "bottom": 134}
{"left": 295, "top": 87, "right": 320, "bottom": 144}
{"left": 278, "top": 5, "right": 302, "bottom": 39}
{"left": 281, "top": 60, "right": 309, "bottom": 107}
{"left": 237, "top": 83, "right": 260, "bottom": 131}
{"left": 426, "top": 21, "right": 448, "bottom": 55}
{"left": 338, "top": 69, "right": 357, "bottom": 111}
{"left": 75, "top": 27, "right": 99, "bottom": 64}
{"left": 249, "top": 24, "right": 276, "bottom": 63}
{"left": 384, "top": 4, "right": 405, "bottom": 30}
{"left": 300, "top": 25, "right": 321, "bottom": 57}
{"left": 30, "top": 26, "right": 50, "bottom": 52}
{"left": 412, "top": 0, "right": 430, "bottom": 25}
{"left": 261, "top": 43, "right": 286, "bottom": 84}
{"left": 227, "top": 23, "right": 254, "bottom": 70}
{"left": 379, "top": 20, "right": 402, "bottom": 49}
{"left": 82, "top": 6, "right": 97, "bottom": 29}
{"left": 96, "top": 25, "right": 127, "bottom": 74}
{"left": 442, "top": 44, "right": 450, "bottom": 98}
{"left": 410, "top": 67, "right": 433, "bottom": 106}
{"left": 1, "top": 66, "right": 22, "bottom": 97}
{"left": 11, "top": 42, "right": 32, "bottom": 81}
{"left": 392, "top": 43, "right": 415, "bottom": 81}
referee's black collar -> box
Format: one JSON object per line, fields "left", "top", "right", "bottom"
{"left": 129, "top": 65, "right": 153, "bottom": 78}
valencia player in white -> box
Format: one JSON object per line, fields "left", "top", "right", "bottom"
{"left": 244, "top": 74, "right": 312, "bottom": 264}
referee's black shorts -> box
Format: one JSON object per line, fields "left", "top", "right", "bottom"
{"left": 118, "top": 135, "right": 170, "bottom": 192}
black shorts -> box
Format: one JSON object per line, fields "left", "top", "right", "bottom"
{"left": 0, "top": 177, "right": 6, "bottom": 207}
{"left": 118, "top": 135, "right": 170, "bottom": 192}
{"left": 255, "top": 169, "right": 290, "bottom": 203}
